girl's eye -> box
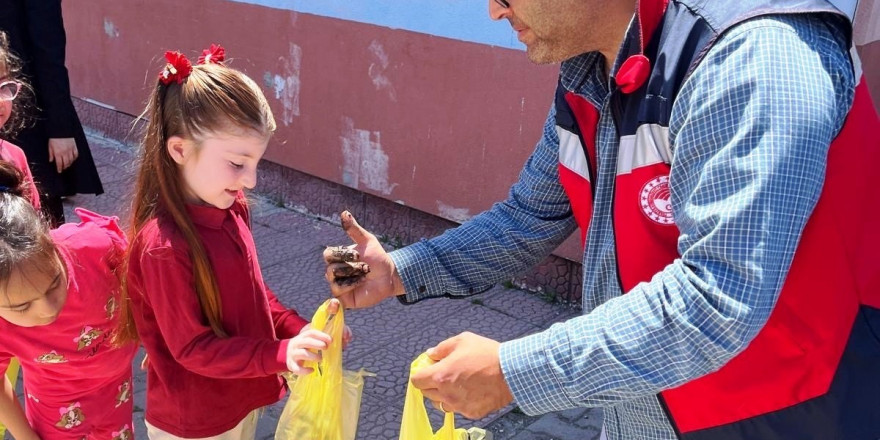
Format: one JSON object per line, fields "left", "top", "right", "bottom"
{"left": 229, "top": 161, "right": 244, "bottom": 169}
{"left": 14, "top": 305, "right": 30, "bottom": 314}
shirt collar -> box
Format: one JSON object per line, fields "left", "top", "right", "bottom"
{"left": 185, "top": 203, "right": 228, "bottom": 229}
{"left": 558, "top": 13, "right": 640, "bottom": 107}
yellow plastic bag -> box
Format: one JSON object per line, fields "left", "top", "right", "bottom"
{"left": 0, "top": 358, "right": 21, "bottom": 438}
{"left": 275, "top": 300, "right": 372, "bottom": 440}
{"left": 400, "top": 353, "right": 492, "bottom": 440}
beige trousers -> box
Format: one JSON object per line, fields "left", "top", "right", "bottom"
{"left": 145, "top": 410, "right": 259, "bottom": 440}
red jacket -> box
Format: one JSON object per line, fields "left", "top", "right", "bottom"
{"left": 126, "top": 196, "right": 308, "bottom": 438}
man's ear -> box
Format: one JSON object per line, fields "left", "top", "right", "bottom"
{"left": 166, "top": 136, "right": 190, "bottom": 165}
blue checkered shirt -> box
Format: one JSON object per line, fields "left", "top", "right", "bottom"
{"left": 390, "top": 14, "right": 855, "bottom": 440}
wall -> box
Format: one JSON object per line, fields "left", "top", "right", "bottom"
{"left": 63, "top": 1, "right": 880, "bottom": 300}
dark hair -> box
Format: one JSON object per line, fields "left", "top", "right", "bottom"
{"left": 0, "top": 161, "right": 55, "bottom": 290}
{"left": 0, "top": 31, "right": 35, "bottom": 137}
{"left": 116, "top": 59, "right": 275, "bottom": 343}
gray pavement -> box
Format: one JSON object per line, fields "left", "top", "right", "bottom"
{"left": 7, "top": 132, "right": 602, "bottom": 439}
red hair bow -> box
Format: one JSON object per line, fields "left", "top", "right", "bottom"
{"left": 159, "top": 51, "right": 193, "bottom": 85}
{"left": 198, "top": 44, "right": 226, "bottom": 65}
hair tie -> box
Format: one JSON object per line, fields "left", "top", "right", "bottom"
{"left": 159, "top": 51, "right": 193, "bottom": 85}
{"left": 158, "top": 44, "right": 227, "bottom": 86}
{"left": 198, "top": 44, "right": 226, "bottom": 65}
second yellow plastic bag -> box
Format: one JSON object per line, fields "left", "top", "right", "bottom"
{"left": 399, "top": 353, "right": 491, "bottom": 440}
{"left": 274, "top": 300, "right": 371, "bottom": 440}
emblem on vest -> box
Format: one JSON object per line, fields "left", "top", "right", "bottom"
{"left": 640, "top": 176, "right": 674, "bottom": 225}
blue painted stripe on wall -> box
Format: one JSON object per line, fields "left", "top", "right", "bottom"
{"left": 227, "top": 0, "right": 525, "bottom": 49}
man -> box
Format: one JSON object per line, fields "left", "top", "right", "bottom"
{"left": 325, "top": 0, "right": 880, "bottom": 439}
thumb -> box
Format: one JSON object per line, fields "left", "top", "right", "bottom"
{"left": 426, "top": 335, "right": 458, "bottom": 362}
{"left": 341, "top": 211, "right": 373, "bottom": 246}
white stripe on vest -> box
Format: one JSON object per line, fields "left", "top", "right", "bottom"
{"left": 557, "top": 126, "right": 591, "bottom": 181}
{"left": 617, "top": 123, "right": 672, "bottom": 175}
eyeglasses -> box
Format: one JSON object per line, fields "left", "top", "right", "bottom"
{"left": 494, "top": 0, "right": 510, "bottom": 7}
{"left": 0, "top": 81, "right": 21, "bottom": 101}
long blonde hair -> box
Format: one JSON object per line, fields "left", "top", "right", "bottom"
{"left": 115, "top": 60, "right": 276, "bottom": 343}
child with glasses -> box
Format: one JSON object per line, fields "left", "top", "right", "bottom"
{"left": 0, "top": 31, "right": 40, "bottom": 209}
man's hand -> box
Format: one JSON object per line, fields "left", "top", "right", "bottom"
{"left": 48, "top": 138, "right": 78, "bottom": 173}
{"left": 411, "top": 332, "right": 514, "bottom": 419}
{"left": 323, "top": 211, "right": 404, "bottom": 308}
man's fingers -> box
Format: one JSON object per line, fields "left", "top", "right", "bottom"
{"left": 411, "top": 361, "right": 443, "bottom": 390}
{"left": 426, "top": 334, "right": 461, "bottom": 361}
{"left": 323, "top": 245, "right": 359, "bottom": 263}
{"left": 332, "top": 262, "right": 370, "bottom": 278}
{"left": 340, "top": 211, "right": 375, "bottom": 246}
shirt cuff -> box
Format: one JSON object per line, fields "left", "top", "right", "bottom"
{"left": 389, "top": 241, "right": 445, "bottom": 303}
{"left": 499, "top": 329, "right": 576, "bottom": 416}
{"left": 263, "top": 339, "right": 290, "bottom": 376}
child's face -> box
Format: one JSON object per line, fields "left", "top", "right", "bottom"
{"left": 0, "top": 253, "right": 69, "bottom": 327}
{"left": 168, "top": 130, "right": 269, "bottom": 209}
{"left": 0, "top": 67, "right": 12, "bottom": 128}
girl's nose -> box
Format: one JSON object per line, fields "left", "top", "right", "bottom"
{"left": 241, "top": 167, "right": 257, "bottom": 190}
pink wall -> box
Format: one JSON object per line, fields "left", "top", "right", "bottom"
{"left": 63, "top": 0, "right": 558, "bottom": 216}
{"left": 63, "top": 1, "right": 879, "bottom": 264}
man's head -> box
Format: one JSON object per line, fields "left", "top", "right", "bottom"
{"left": 490, "top": 0, "right": 636, "bottom": 65}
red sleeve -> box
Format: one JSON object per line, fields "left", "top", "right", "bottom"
{"left": 1, "top": 142, "right": 41, "bottom": 209}
{"left": 266, "top": 288, "right": 309, "bottom": 339}
{"left": 130, "top": 243, "right": 291, "bottom": 378}
{"left": 0, "top": 351, "right": 11, "bottom": 374}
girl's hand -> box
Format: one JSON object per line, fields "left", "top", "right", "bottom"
{"left": 48, "top": 138, "right": 78, "bottom": 173}
{"left": 284, "top": 329, "right": 331, "bottom": 375}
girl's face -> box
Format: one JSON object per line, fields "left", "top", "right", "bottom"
{"left": 0, "top": 253, "right": 69, "bottom": 327}
{"left": 167, "top": 130, "right": 269, "bottom": 209}
{"left": 0, "top": 67, "right": 13, "bottom": 128}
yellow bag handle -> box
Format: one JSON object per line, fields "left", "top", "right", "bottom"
{"left": 400, "top": 353, "right": 467, "bottom": 440}
{"left": 302, "top": 299, "right": 344, "bottom": 375}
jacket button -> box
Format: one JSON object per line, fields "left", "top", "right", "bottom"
{"left": 418, "top": 285, "right": 427, "bottom": 293}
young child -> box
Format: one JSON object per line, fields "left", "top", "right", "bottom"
{"left": 117, "top": 45, "right": 346, "bottom": 440}
{"left": 0, "top": 30, "right": 40, "bottom": 211}
{"left": 0, "top": 162, "right": 137, "bottom": 440}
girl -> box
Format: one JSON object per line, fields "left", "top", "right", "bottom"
{"left": 117, "top": 45, "right": 345, "bottom": 440}
{"left": 0, "top": 161, "right": 137, "bottom": 440}
{"left": 0, "top": 30, "right": 40, "bottom": 211}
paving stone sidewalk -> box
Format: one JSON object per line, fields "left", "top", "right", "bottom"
{"left": 7, "top": 132, "right": 602, "bottom": 440}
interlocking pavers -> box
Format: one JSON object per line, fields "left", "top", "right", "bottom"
{"left": 28, "top": 133, "right": 602, "bottom": 440}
